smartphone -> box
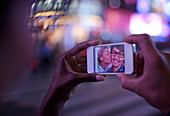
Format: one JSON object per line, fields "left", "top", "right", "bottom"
{"left": 87, "top": 42, "right": 135, "bottom": 74}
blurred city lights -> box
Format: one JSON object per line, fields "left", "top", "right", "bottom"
{"left": 125, "top": 0, "right": 136, "bottom": 5}
{"left": 163, "top": 2, "right": 170, "bottom": 21}
{"left": 100, "top": 29, "right": 113, "bottom": 41}
{"left": 91, "top": 27, "right": 102, "bottom": 38}
{"left": 64, "top": 26, "right": 76, "bottom": 51}
{"left": 160, "top": 0, "right": 168, "bottom": 4}
{"left": 164, "top": 2, "right": 170, "bottom": 15}
{"left": 79, "top": 15, "right": 103, "bottom": 27}
{"left": 78, "top": 0, "right": 102, "bottom": 15}
{"left": 46, "top": 26, "right": 65, "bottom": 45}
{"left": 129, "top": 13, "right": 164, "bottom": 36}
{"left": 109, "top": 0, "right": 121, "bottom": 8}
{"left": 136, "top": 0, "right": 151, "bottom": 13}
{"left": 104, "top": 9, "right": 132, "bottom": 35}
{"left": 72, "top": 26, "right": 89, "bottom": 43}
{"left": 30, "top": 0, "right": 170, "bottom": 56}
{"left": 161, "top": 24, "right": 170, "bottom": 37}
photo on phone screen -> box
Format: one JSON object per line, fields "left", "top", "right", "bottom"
{"left": 94, "top": 45, "right": 125, "bottom": 73}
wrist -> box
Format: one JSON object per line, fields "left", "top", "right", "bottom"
{"left": 38, "top": 86, "right": 67, "bottom": 116}
{"left": 39, "top": 98, "right": 65, "bottom": 116}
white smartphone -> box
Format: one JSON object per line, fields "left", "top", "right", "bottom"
{"left": 87, "top": 42, "right": 136, "bottom": 74}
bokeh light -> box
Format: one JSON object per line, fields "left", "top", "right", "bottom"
{"left": 109, "top": 0, "right": 121, "bottom": 8}
{"left": 129, "top": 13, "right": 163, "bottom": 36}
{"left": 136, "top": 0, "right": 151, "bottom": 13}
{"left": 163, "top": 2, "right": 170, "bottom": 21}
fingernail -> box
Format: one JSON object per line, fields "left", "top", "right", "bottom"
{"left": 96, "top": 75, "right": 104, "bottom": 81}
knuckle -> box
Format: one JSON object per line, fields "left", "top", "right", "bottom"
{"left": 139, "top": 34, "right": 150, "bottom": 42}
{"left": 76, "top": 43, "right": 81, "bottom": 49}
{"left": 138, "top": 34, "right": 154, "bottom": 48}
{"left": 75, "top": 43, "right": 82, "bottom": 51}
{"left": 84, "top": 42, "right": 91, "bottom": 48}
{"left": 78, "top": 41, "right": 90, "bottom": 50}
{"left": 91, "top": 73, "right": 97, "bottom": 78}
{"left": 142, "top": 34, "right": 150, "bottom": 38}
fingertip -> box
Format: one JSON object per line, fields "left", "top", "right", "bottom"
{"left": 96, "top": 75, "right": 104, "bottom": 81}
{"left": 123, "top": 36, "right": 131, "bottom": 43}
{"left": 123, "top": 36, "right": 128, "bottom": 41}
{"left": 117, "top": 73, "right": 137, "bottom": 91}
{"left": 117, "top": 73, "right": 131, "bottom": 86}
{"left": 117, "top": 73, "right": 126, "bottom": 79}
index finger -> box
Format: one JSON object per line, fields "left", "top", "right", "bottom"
{"left": 124, "top": 34, "right": 158, "bottom": 59}
{"left": 66, "top": 40, "right": 99, "bottom": 58}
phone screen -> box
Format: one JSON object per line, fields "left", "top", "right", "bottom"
{"left": 94, "top": 45, "right": 125, "bottom": 73}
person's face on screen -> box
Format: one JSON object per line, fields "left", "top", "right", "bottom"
{"left": 111, "top": 46, "right": 123, "bottom": 68}
{"left": 100, "top": 47, "right": 111, "bottom": 64}
{"left": 119, "top": 51, "right": 124, "bottom": 66}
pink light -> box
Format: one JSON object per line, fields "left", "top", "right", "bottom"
{"left": 104, "top": 8, "right": 132, "bottom": 34}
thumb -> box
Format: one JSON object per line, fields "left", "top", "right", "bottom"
{"left": 75, "top": 73, "right": 104, "bottom": 83}
{"left": 117, "top": 73, "right": 137, "bottom": 92}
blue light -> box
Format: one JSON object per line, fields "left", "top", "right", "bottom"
{"left": 136, "top": 0, "right": 151, "bottom": 13}
{"left": 163, "top": 2, "right": 170, "bottom": 21}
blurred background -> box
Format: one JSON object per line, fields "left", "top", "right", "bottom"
{"left": 0, "top": 0, "right": 170, "bottom": 116}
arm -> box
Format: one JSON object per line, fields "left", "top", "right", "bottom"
{"left": 38, "top": 41, "right": 104, "bottom": 116}
{"left": 117, "top": 34, "right": 170, "bottom": 114}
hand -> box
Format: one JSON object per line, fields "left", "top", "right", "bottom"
{"left": 117, "top": 34, "right": 170, "bottom": 114}
{"left": 39, "top": 40, "right": 104, "bottom": 116}
{"left": 51, "top": 40, "right": 105, "bottom": 100}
